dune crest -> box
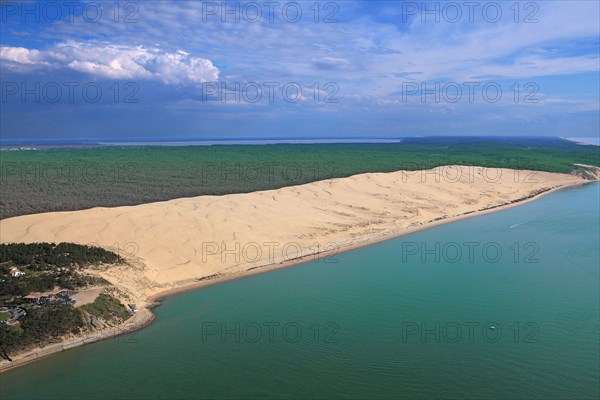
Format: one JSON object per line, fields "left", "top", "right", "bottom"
{"left": 0, "top": 166, "right": 593, "bottom": 306}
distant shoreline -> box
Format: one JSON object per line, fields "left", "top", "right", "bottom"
{"left": 0, "top": 137, "right": 404, "bottom": 150}
{"left": 1, "top": 167, "right": 598, "bottom": 372}
{"left": 562, "top": 137, "right": 600, "bottom": 146}
{"left": 2, "top": 136, "right": 599, "bottom": 150}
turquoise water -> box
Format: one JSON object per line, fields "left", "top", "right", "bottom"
{"left": 1, "top": 183, "right": 599, "bottom": 399}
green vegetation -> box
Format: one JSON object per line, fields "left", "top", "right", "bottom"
{"left": 20, "top": 302, "right": 84, "bottom": 343}
{"left": 0, "top": 243, "right": 129, "bottom": 360}
{"left": 0, "top": 242, "right": 122, "bottom": 268}
{"left": 81, "top": 294, "right": 131, "bottom": 322}
{"left": 0, "top": 243, "right": 120, "bottom": 299}
{"left": 1, "top": 137, "right": 598, "bottom": 219}
{"left": 0, "top": 302, "right": 85, "bottom": 360}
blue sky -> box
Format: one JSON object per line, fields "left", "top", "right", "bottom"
{"left": 1, "top": 0, "right": 599, "bottom": 140}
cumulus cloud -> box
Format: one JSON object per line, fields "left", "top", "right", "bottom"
{"left": 0, "top": 47, "right": 46, "bottom": 65}
{"left": 0, "top": 42, "right": 219, "bottom": 85}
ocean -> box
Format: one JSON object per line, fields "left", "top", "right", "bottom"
{"left": 1, "top": 183, "right": 598, "bottom": 399}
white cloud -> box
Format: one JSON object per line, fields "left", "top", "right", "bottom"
{"left": 0, "top": 42, "right": 219, "bottom": 85}
{"left": 2, "top": 1, "right": 597, "bottom": 108}
{"left": 0, "top": 47, "right": 46, "bottom": 65}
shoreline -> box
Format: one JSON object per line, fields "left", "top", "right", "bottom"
{"left": 146, "top": 179, "right": 595, "bottom": 303}
{"left": 0, "top": 303, "right": 157, "bottom": 373}
{"left": 1, "top": 171, "right": 597, "bottom": 373}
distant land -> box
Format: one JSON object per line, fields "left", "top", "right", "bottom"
{"left": 1, "top": 135, "right": 599, "bottom": 149}
{"left": 1, "top": 137, "right": 404, "bottom": 149}
{"left": 563, "top": 137, "right": 600, "bottom": 146}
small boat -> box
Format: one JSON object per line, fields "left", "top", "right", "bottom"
{"left": 489, "top": 325, "right": 496, "bottom": 330}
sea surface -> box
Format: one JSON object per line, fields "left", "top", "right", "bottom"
{"left": 0, "top": 137, "right": 403, "bottom": 148}
{"left": 1, "top": 183, "right": 599, "bottom": 399}
{"left": 98, "top": 139, "right": 403, "bottom": 146}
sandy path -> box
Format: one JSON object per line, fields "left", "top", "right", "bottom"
{"left": 71, "top": 287, "right": 104, "bottom": 307}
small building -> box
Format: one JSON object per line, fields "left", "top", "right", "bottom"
{"left": 9, "top": 267, "right": 25, "bottom": 277}
{"left": 23, "top": 294, "right": 47, "bottom": 304}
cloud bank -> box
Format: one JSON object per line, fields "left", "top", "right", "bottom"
{"left": 0, "top": 42, "right": 219, "bottom": 85}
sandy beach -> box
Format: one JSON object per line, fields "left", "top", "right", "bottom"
{"left": 1, "top": 165, "right": 598, "bottom": 371}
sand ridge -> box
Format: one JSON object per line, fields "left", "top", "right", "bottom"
{"left": 0, "top": 166, "right": 594, "bottom": 307}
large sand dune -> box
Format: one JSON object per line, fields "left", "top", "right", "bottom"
{"left": 0, "top": 166, "right": 593, "bottom": 306}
